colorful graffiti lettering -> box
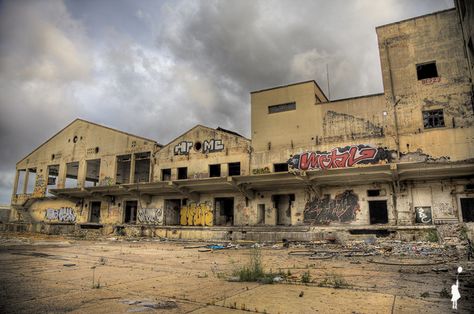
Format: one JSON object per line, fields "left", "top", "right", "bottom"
{"left": 288, "top": 145, "right": 391, "bottom": 171}
{"left": 33, "top": 174, "right": 46, "bottom": 197}
{"left": 180, "top": 202, "right": 213, "bottom": 226}
{"left": 137, "top": 208, "right": 163, "bottom": 224}
{"left": 44, "top": 207, "right": 76, "bottom": 223}
{"left": 304, "top": 190, "right": 360, "bottom": 225}
{"left": 202, "top": 139, "right": 224, "bottom": 153}
{"left": 252, "top": 167, "right": 270, "bottom": 175}
{"left": 174, "top": 141, "right": 193, "bottom": 155}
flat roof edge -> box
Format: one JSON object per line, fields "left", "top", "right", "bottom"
{"left": 375, "top": 8, "right": 455, "bottom": 30}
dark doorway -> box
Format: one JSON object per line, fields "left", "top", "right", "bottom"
{"left": 461, "top": 198, "right": 474, "bottom": 222}
{"left": 257, "top": 204, "right": 265, "bottom": 224}
{"left": 215, "top": 197, "right": 234, "bottom": 226}
{"left": 124, "top": 200, "right": 138, "bottom": 224}
{"left": 273, "top": 194, "right": 294, "bottom": 225}
{"left": 369, "top": 200, "right": 388, "bottom": 224}
{"left": 164, "top": 199, "right": 181, "bottom": 225}
{"left": 90, "top": 201, "right": 101, "bottom": 223}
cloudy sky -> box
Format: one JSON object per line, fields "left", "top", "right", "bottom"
{"left": 0, "top": 0, "right": 454, "bottom": 204}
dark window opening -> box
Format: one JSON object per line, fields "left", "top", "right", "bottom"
{"left": 164, "top": 199, "right": 181, "bottom": 225}
{"left": 274, "top": 163, "right": 288, "bottom": 172}
{"left": 215, "top": 197, "right": 234, "bottom": 226}
{"left": 209, "top": 164, "right": 221, "bottom": 177}
{"left": 177, "top": 167, "right": 187, "bottom": 180}
{"left": 90, "top": 201, "right": 101, "bottom": 223}
{"left": 272, "top": 194, "right": 294, "bottom": 225}
{"left": 461, "top": 198, "right": 474, "bottom": 222}
{"left": 268, "top": 102, "right": 296, "bottom": 114}
{"left": 46, "top": 165, "right": 59, "bottom": 196}
{"left": 465, "top": 184, "right": 474, "bottom": 190}
{"left": 161, "top": 168, "right": 171, "bottom": 181}
{"left": 369, "top": 200, "right": 388, "bottom": 224}
{"left": 85, "top": 159, "right": 100, "bottom": 187}
{"left": 65, "top": 162, "right": 78, "bottom": 188}
{"left": 194, "top": 142, "right": 202, "bottom": 151}
{"left": 124, "top": 200, "right": 138, "bottom": 224}
{"left": 116, "top": 155, "right": 131, "bottom": 184}
{"left": 228, "top": 162, "right": 241, "bottom": 176}
{"left": 367, "top": 189, "right": 381, "bottom": 197}
{"left": 257, "top": 204, "right": 265, "bottom": 224}
{"left": 423, "top": 109, "right": 445, "bottom": 129}
{"left": 134, "top": 152, "right": 150, "bottom": 183}
{"left": 416, "top": 62, "right": 438, "bottom": 80}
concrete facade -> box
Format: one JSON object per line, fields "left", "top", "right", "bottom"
{"left": 6, "top": 8, "right": 474, "bottom": 240}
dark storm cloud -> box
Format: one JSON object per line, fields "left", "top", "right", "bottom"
{"left": 0, "top": 0, "right": 453, "bottom": 203}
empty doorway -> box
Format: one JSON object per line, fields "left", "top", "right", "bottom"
{"left": 124, "top": 200, "right": 138, "bottom": 224}
{"left": 164, "top": 199, "right": 181, "bottom": 225}
{"left": 215, "top": 197, "right": 234, "bottom": 226}
{"left": 461, "top": 198, "right": 474, "bottom": 222}
{"left": 272, "top": 194, "right": 293, "bottom": 225}
{"left": 369, "top": 200, "right": 388, "bottom": 224}
{"left": 90, "top": 201, "right": 101, "bottom": 223}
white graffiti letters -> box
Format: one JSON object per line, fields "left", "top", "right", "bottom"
{"left": 202, "top": 139, "right": 224, "bottom": 153}
{"left": 174, "top": 141, "right": 193, "bottom": 155}
{"left": 45, "top": 207, "right": 76, "bottom": 223}
{"left": 137, "top": 208, "right": 163, "bottom": 224}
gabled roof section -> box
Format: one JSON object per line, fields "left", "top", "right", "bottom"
{"left": 17, "top": 118, "right": 161, "bottom": 165}
{"left": 162, "top": 124, "right": 250, "bottom": 150}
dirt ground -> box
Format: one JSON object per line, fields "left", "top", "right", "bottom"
{"left": 0, "top": 233, "right": 473, "bottom": 314}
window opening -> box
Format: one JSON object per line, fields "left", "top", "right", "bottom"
{"left": 134, "top": 152, "right": 150, "bottom": 183}
{"left": 46, "top": 165, "right": 59, "bottom": 196}
{"left": 274, "top": 163, "right": 288, "bottom": 172}
{"left": 367, "top": 189, "right": 381, "bottom": 197}
{"left": 228, "top": 162, "right": 241, "bottom": 176}
{"left": 116, "top": 155, "right": 131, "bottom": 184}
{"left": 26, "top": 168, "right": 37, "bottom": 193}
{"left": 85, "top": 159, "right": 100, "bottom": 187}
{"left": 416, "top": 62, "right": 438, "bottom": 80}
{"left": 461, "top": 198, "right": 474, "bottom": 222}
{"left": 209, "top": 164, "right": 221, "bottom": 177}
{"left": 65, "top": 162, "right": 79, "bottom": 188}
{"left": 161, "top": 168, "right": 171, "bottom": 181}
{"left": 268, "top": 102, "right": 296, "bottom": 114}
{"left": 423, "top": 109, "right": 445, "bottom": 129}
{"left": 16, "top": 169, "right": 26, "bottom": 194}
{"left": 177, "top": 167, "right": 187, "bottom": 180}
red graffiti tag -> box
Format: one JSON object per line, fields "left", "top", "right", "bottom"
{"left": 295, "top": 146, "right": 380, "bottom": 171}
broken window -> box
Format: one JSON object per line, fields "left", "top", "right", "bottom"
{"left": 416, "top": 61, "right": 438, "bottom": 80}
{"left": 272, "top": 194, "right": 294, "bottom": 225}
{"left": 209, "top": 164, "right": 221, "bottom": 177}
{"left": 268, "top": 102, "right": 296, "bottom": 114}
{"left": 369, "top": 200, "right": 388, "bottom": 224}
{"left": 46, "top": 165, "right": 59, "bottom": 196}
{"left": 274, "top": 163, "right": 289, "bottom": 172}
{"left": 164, "top": 199, "right": 181, "bottom": 225}
{"left": 124, "top": 200, "right": 138, "bottom": 224}
{"left": 65, "top": 162, "right": 79, "bottom": 188}
{"left": 26, "top": 168, "right": 37, "bottom": 193}
{"left": 461, "top": 198, "right": 474, "bottom": 222}
{"left": 134, "top": 152, "right": 150, "bottom": 183}
{"left": 116, "top": 155, "right": 131, "bottom": 184}
{"left": 423, "top": 109, "right": 445, "bottom": 129}
{"left": 161, "top": 168, "right": 171, "bottom": 181}
{"left": 85, "top": 159, "right": 100, "bottom": 187}
{"left": 215, "top": 197, "right": 234, "bottom": 226}
{"left": 228, "top": 162, "right": 241, "bottom": 176}
{"left": 90, "top": 201, "right": 101, "bottom": 223}
{"left": 177, "top": 167, "right": 187, "bottom": 180}
{"left": 16, "top": 169, "right": 26, "bottom": 195}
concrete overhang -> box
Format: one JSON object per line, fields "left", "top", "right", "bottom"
{"left": 396, "top": 162, "right": 474, "bottom": 181}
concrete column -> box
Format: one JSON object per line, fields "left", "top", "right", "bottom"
{"left": 12, "top": 170, "right": 19, "bottom": 196}
{"left": 23, "top": 168, "right": 29, "bottom": 194}
{"left": 77, "top": 160, "right": 87, "bottom": 188}
{"left": 130, "top": 154, "right": 136, "bottom": 183}
{"left": 57, "top": 162, "right": 67, "bottom": 189}
{"left": 221, "top": 163, "right": 229, "bottom": 177}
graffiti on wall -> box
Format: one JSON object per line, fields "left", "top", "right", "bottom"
{"left": 421, "top": 77, "right": 441, "bottom": 85}
{"left": 137, "top": 208, "right": 163, "bottom": 224}
{"left": 44, "top": 207, "right": 76, "bottom": 223}
{"left": 33, "top": 174, "right": 46, "bottom": 197}
{"left": 288, "top": 145, "right": 391, "bottom": 171}
{"left": 252, "top": 167, "right": 270, "bottom": 175}
{"left": 99, "top": 176, "right": 114, "bottom": 186}
{"left": 415, "top": 206, "right": 432, "bottom": 224}
{"left": 174, "top": 139, "right": 224, "bottom": 155}
{"left": 434, "top": 202, "right": 454, "bottom": 216}
{"left": 304, "top": 190, "right": 360, "bottom": 225}
{"left": 180, "top": 202, "right": 213, "bottom": 226}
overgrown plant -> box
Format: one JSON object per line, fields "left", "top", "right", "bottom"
{"left": 232, "top": 247, "right": 276, "bottom": 283}
{"left": 301, "top": 271, "right": 311, "bottom": 283}
{"left": 426, "top": 229, "right": 439, "bottom": 243}
{"left": 318, "top": 272, "right": 350, "bottom": 289}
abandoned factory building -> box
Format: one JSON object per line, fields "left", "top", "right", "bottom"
{"left": 6, "top": 7, "right": 474, "bottom": 240}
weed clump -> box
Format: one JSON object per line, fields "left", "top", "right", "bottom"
{"left": 318, "top": 272, "right": 350, "bottom": 289}
{"left": 232, "top": 247, "right": 278, "bottom": 283}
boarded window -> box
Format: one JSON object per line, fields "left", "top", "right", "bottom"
{"left": 268, "top": 102, "right": 296, "bottom": 114}
{"left": 416, "top": 62, "right": 438, "bottom": 80}
{"left": 209, "top": 164, "right": 221, "bottom": 177}
{"left": 423, "top": 109, "right": 445, "bottom": 129}
{"left": 228, "top": 162, "right": 241, "bottom": 176}
{"left": 274, "top": 163, "right": 288, "bottom": 172}
{"left": 177, "top": 167, "right": 187, "bottom": 180}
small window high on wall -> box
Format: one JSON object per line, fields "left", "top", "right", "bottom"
{"left": 274, "top": 163, "right": 288, "bottom": 172}
{"left": 65, "top": 162, "right": 79, "bottom": 188}
{"left": 423, "top": 109, "right": 445, "bottom": 129}
{"left": 416, "top": 61, "right": 438, "bottom": 80}
{"left": 268, "top": 102, "right": 296, "bottom": 114}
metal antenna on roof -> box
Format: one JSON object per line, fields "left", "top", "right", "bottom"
{"left": 326, "top": 63, "right": 331, "bottom": 101}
